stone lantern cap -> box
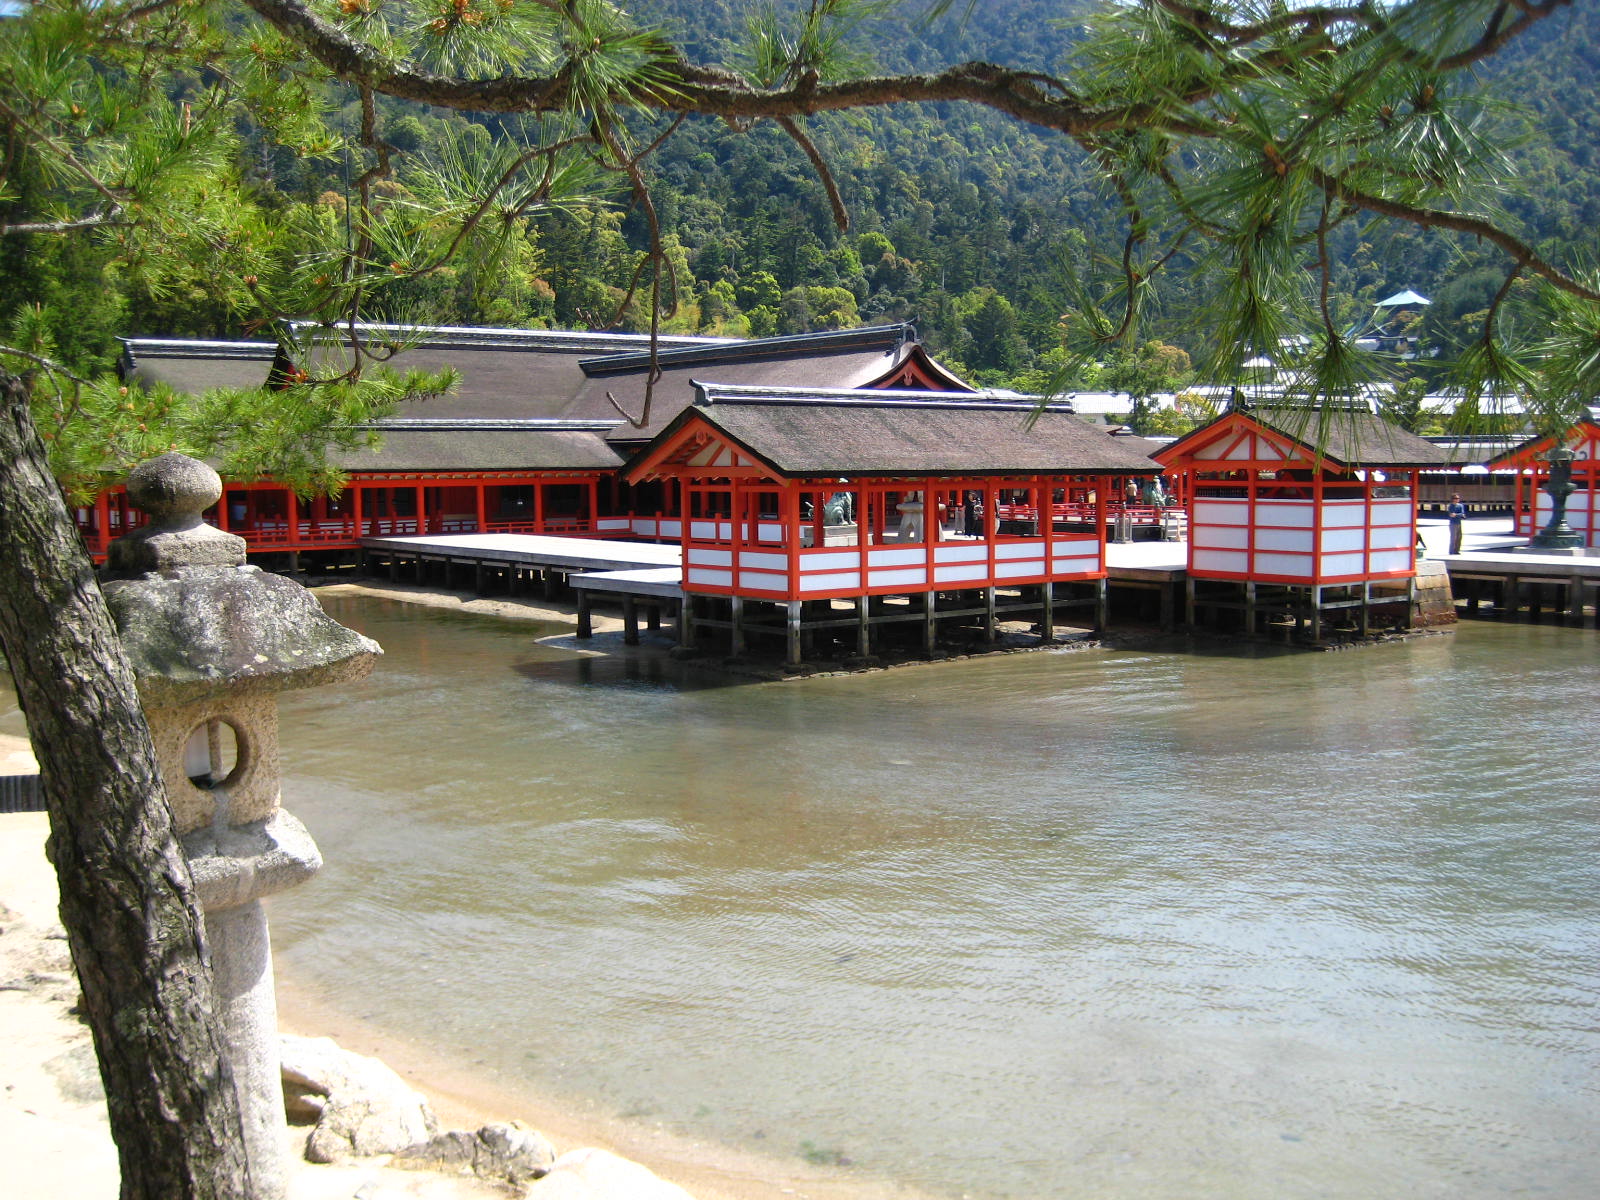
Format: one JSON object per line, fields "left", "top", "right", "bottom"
{"left": 100, "top": 453, "right": 380, "bottom": 707}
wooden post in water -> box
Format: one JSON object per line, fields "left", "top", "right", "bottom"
{"left": 787, "top": 600, "right": 803, "bottom": 666}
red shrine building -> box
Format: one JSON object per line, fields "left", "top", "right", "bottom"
{"left": 623, "top": 386, "right": 1158, "bottom": 662}
{"left": 1153, "top": 405, "right": 1448, "bottom": 638}
{"left": 1487, "top": 418, "right": 1600, "bottom": 546}
{"left": 84, "top": 323, "right": 971, "bottom": 562}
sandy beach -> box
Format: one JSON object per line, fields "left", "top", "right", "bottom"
{"left": 0, "top": 583, "right": 948, "bottom": 1200}
{"left": 0, "top": 797, "right": 931, "bottom": 1200}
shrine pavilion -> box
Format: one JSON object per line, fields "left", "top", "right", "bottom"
{"left": 1153, "top": 403, "right": 1448, "bottom": 640}
{"left": 1486, "top": 418, "right": 1600, "bottom": 546}
{"left": 623, "top": 385, "right": 1157, "bottom": 663}
{"left": 83, "top": 322, "right": 972, "bottom": 562}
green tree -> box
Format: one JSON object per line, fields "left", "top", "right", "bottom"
{"left": 779, "top": 284, "right": 859, "bottom": 333}
{"left": 959, "top": 288, "right": 1028, "bottom": 373}
{"left": 1380, "top": 377, "right": 1432, "bottom": 434}
{"left": 1100, "top": 341, "right": 1193, "bottom": 434}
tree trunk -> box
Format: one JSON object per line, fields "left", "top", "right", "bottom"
{"left": 0, "top": 372, "right": 251, "bottom": 1199}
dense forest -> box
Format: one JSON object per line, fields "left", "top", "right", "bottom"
{"left": 3, "top": 0, "right": 1596, "bottom": 396}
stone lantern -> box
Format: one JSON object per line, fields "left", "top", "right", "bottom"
{"left": 99, "top": 453, "right": 380, "bottom": 1200}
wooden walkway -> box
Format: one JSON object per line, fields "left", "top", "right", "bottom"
{"left": 360, "top": 532, "right": 681, "bottom": 572}
{"left": 1439, "top": 548, "right": 1600, "bottom": 625}
{"left": 1416, "top": 518, "right": 1600, "bottom": 626}
{"left": 358, "top": 527, "right": 1599, "bottom": 650}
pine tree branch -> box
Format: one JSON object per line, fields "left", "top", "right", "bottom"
{"left": 1307, "top": 164, "right": 1600, "bottom": 304}
{"left": 1, "top": 209, "right": 128, "bottom": 236}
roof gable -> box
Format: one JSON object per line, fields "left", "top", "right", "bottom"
{"left": 1155, "top": 407, "right": 1449, "bottom": 469}
{"left": 625, "top": 414, "right": 775, "bottom": 481}
{"left": 865, "top": 342, "right": 972, "bottom": 392}
{"left": 1486, "top": 418, "right": 1600, "bottom": 468}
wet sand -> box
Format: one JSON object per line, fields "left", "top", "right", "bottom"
{"left": 311, "top": 580, "right": 626, "bottom": 632}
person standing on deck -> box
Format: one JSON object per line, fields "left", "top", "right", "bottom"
{"left": 1447, "top": 493, "right": 1467, "bottom": 554}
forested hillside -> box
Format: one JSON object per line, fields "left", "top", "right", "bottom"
{"left": 3, "top": 0, "right": 1596, "bottom": 392}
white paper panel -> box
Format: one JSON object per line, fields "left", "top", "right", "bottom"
{"left": 1319, "top": 553, "right": 1367, "bottom": 577}
{"left": 995, "top": 541, "right": 1047, "bottom": 560}
{"left": 1193, "top": 525, "right": 1250, "bottom": 550}
{"left": 738, "top": 573, "right": 785, "bottom": 592}
{"left": 1253, "top": 552, "right": 1314, "bottom": 579}
{"left": 1256, "top": 527, "right": 1314, "bottom": 553}
{"left": 1257, "top": 500, "right": 1315, "bottom": 528}
{"left": 800, "top": 571, "right": 861, "bottom": 593}
{"left": 686, "top": 568, "right": 732, "bottom": 588}
{"left": 869, "top": 568, "right": 927, "bottom": 588}
{"left": 801, "top": 550, "right": 858, "bottom": 571}
{"left": 1192, "top": 549, "right": 1249, "bottom": 574}
{"left": 868, "top": 546, "right": 926, "bottom": 568}
{"left": 935, "top": 543, "right": 987, "bottom": 563}
{"left": 934, "top": 564, "right": 988, "bottom": 583}
{"left": 1319, "top": 527, "right": 1365, "bottom": 553}
{"left": 740, "top": 551, "right": 787, "bottom": 570}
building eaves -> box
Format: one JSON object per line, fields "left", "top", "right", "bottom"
{"left": 286, "top": 321, "right": 731, "bottom": 357}
{"left": 579, "top": 323, "right": 913, "bottom": 377}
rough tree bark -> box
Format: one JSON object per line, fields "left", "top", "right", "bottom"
{"left": 0, "top": 371, "right": 251, "bottom": 1199}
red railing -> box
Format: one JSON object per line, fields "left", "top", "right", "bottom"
{"left": 993, "top": 502, "right": 1177, "bottom": 527}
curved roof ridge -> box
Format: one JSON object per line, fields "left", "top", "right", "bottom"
{"left": 579, "top": 323, "right": 913, "bottom": 376}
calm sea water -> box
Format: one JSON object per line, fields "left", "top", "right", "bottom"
{"left": 10, "top": 597, "right": 1596, "bottom": 1198}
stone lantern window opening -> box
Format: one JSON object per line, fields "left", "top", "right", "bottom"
{"left": 183, "top": 717, "right": 245, "bottom": 792}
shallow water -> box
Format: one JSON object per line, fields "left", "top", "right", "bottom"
{"left": 10, "top": 598, "right": 1596, "bottom": 1198}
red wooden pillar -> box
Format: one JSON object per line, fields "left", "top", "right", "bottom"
{"left": 1042, "top": 476, "right": 1055, "bottom": 578}
{"left": 986, "top": 482, "right": 1000, "bottom": 582}
{"left": 475, "top": 481, "right": 487, "bottom": 533}
{"left": 586, "top": 480, "right": 597, "bottom": 531}
{"left": 286, "top": 486, "right": 302, "bottom": 547}
{"left": 415, "top": 484, "right": 426, "bottom": 534}
{"left": 352, "top": 484, "right": 364, "bottom": 539}
{"left": 94, "top": 491, "right": 111, "bottom": 558}
{"left": 785, "top": 484, "right": 802, "bottom": 597}
{"left": 1094, "top": 480, "right": 1106, "bottom": 562}
{"left": 678, "top": 482, "right": 693, "bottom": 583}
{"left": 1362, "top": 472, "right": 1375, "bottom": 580}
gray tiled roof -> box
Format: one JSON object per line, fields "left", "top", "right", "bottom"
{"left": 641, "top": 388, "right": 1158, "bottom": 478}
{"left": 331, "top": 425, "right": 623, "bottom": 472}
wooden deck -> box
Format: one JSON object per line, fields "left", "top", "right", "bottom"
{"left": 357, "top": 526, "right": 1599, "bottom": 652}
{"left": 360, "top": 532, "right": 681, "bottom": 572}
{"left": 1417, "top": 517, "right": 1600, "bottom": 626}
